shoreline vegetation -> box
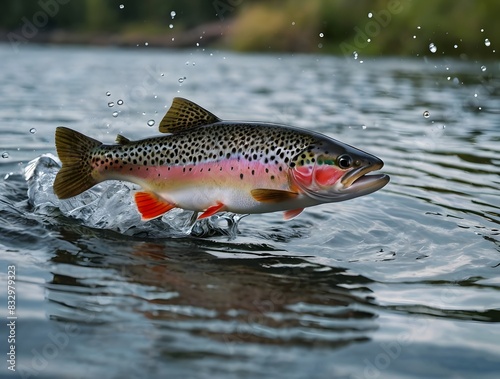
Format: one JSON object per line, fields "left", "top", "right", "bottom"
{"left": 1, "top": 0, "right": 498, "bottom": 59}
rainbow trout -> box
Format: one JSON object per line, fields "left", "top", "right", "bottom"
{"left": 54, "top": 98, "right": 389, "bottom": 220}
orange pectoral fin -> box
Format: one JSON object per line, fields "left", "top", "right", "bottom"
{"left": 251, "top": 189, "right": 298, "bottom": 203}
{"left": 283, "top": 208, "right": 304, "bottom": 220}
{"left": 134, "top": 191, "right": 176, "bottom": 221}
{"left": 198, "top": 202, "right": 225, "bottom": 219}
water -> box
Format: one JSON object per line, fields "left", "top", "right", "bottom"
{"left": 0, "top": 44, "right": 499, "bottom": 379}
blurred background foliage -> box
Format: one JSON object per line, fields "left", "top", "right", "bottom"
{"left": 1, "top": 0, "right": 498, "bottom": 58}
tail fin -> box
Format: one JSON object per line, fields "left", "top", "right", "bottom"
{"left": 53, "top": 127, "right": 102, "bottom": 199}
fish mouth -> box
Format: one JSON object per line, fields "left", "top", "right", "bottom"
{"left": 340, "top": 161, "right": 390, "bottom": 194}
{"left": 295, "top": 161, "right": 389, "bottom": 203}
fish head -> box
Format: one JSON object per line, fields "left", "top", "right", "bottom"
{"left": 289, "top": 139, "right": 389, "bottom": 202}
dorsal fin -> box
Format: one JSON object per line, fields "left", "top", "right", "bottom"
{"left": 115, "top": 134, "right": 131, "bottom": 145}
{"left": 159, "top": 97, "right": 221, "bottom": 134}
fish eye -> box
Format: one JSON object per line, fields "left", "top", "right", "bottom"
{"left": 337, "top": 154, "right": 353, "bottom": 169}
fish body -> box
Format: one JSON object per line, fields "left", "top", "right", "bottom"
{"left": 54, "top": 98, "right": 389, "bottom": 220}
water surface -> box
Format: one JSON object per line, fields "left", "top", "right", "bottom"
{"left": 0, "top": 44, "right": 499, "bottom": 379}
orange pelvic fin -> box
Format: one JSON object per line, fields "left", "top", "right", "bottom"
{"left": 283, "top": 208, "right": 304, "bottom": 220}
{"left": 198, "top": 202, "right": 225, "bottom": 219}
{"left": 134, "top": 191, "right": 176, "bottom": 221}
{"left": 250, "top": 188, "right": 298, "bottom": 203}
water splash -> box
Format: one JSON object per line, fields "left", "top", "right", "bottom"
{"left": 24, "top": 154, "right": 243, "bottom": 238}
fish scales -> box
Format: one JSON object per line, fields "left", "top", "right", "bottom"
{"left": 94, "top": 123, "right": 314, "bottom": 168}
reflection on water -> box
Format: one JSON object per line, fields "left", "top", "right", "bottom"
{"left": 46, "top": 233, "right": 378, "bottom": 351}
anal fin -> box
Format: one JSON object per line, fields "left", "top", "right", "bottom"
{"left": 198, "top": 202, "right": 225, "bottom": 219}
{"left": 134, "top": 191, "right": 176, "bottom": 221}
{"left": 283, "top": 208, "right": 304, "bottom": 221}
{"left": 251, "top": 188, "right": 298, "bottom": 203}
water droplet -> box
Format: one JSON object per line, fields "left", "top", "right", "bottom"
{"left": 161, "top": 73, "right": 165, "bottom": 77}
{"left": 2, "top": 152, "right": 9, "bottom": 158}
{"left": 353, "top": 51, "right": 358, "bottom": 60}
{"left": 429, "top": 43, "right": 437, "bottom": 53}
{"left": 145, "top": 42, "right": 149, "bottom": 46}
{"left": 192, "top": 62, "right": 196, "bottom": 66}
{"left": 480, "top": 28, "right": 484, "bottom": 32}
{"left": 147, "top": 119, "right": 155, "bottom": 127}
{"left": 319, "top": 32, "right": 324, "bottom": 38}
{"left": 117, "top": 99, "right": 124, "bottom": 105}
{"left": 452, "top": 77, "right": 459, "bottom": 85}
{"left": 291, "top": 21, "right": 295, "bottom": 26}
{"left": 119, "top": 4, "right": 124, "bottom": 9}
{"left": 142, "top": 112, "right": 146, "bottom": 116}
{"left": 112, "top": 111, "right": 119, "bottom": 117}
{"left": 417, "top": 26, "right": 421, "bottom": 30}
{"left": 481, "top": 65, "right": 487, "bottom": 72}
{"left": 368, "top": 12, "right": 373, "bottom": 18}
{"left": 178, "top": 77, "right": 186, "bottom": 83}
{"left": 484, "top": 38, "right": 491, "bottom": 47}
{"left": 362, "top": 125, "right": 367, "bottom": 130}
{"left": 413, "top": 35, "right": 416, "bottom": 39}
{"left": 170, "top": 11, "right": 176, "bottom": 19}
{"left": 169, "top": 24, "right": 174, "bottom": 29}
{"left": 106, "top": 91, "right": 111, "bottom": 96}
{"left": 367, "top": 38, "right": 371, "bottom": 43}
{"left": 454, "top": 44, "right": 458, "bottom": 48}
{"left": 154, "top": 95, "right": 158, "bottom": 99}
{"left": 29, "top": 128, "right": 37, "bottom": 134}
{"left": 423, "top": 111, "right": 430, "bottom": 118}
{"left": 108, "top": 101, "right": 114, "bottom": 107}
{"left": 474, "top": 93, "right": 478, "bottom": 98}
